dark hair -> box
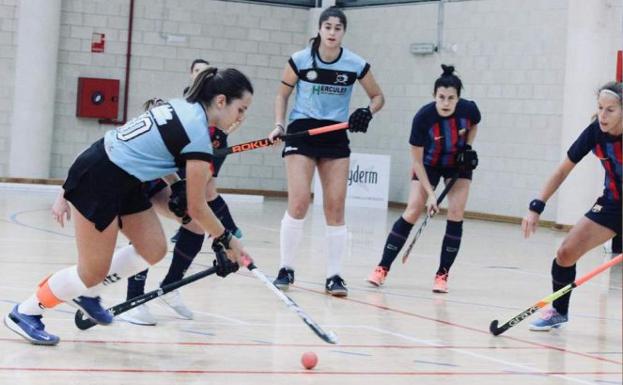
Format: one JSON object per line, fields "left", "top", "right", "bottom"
{"left": 190, "top": 59, "right": 209, "bottom": 73}
{"left": 598, "top": 81, "right": 622, "bottom": 100}
{"left": 309, "top": 7, "right": 347, "bottom": 69}
{"left": 434, "top": 64, "right": 463, "bottom": 97}
{"left": 185, "top": 67, "right": 253, "bottom": 105}
{"left": 142, "top": 97, "right": 165, "bottom": 111}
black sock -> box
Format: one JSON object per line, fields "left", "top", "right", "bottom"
{"left": 161, "top": 227, "right": 205, "bottom": 286}
{"left": 551, "top": 259, "right": 576, "bottom": 316}
{"left": 379, "top": 216, "right": 414, "bottom": 270}
{"left": 612, "top": 234, "right": 622, "bottom": 254}
{"left": 436, "top": 220, "right": 463, "bottom": 276}
{"left": 208, "top": 195, "right": 239, "bottom": 233}
{"left": 127, "top": 269, "right": 148, "bottom": 300}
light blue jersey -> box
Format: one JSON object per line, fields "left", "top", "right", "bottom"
{"left": 104, "top": 98, "right": 213, "bottom": 182}
{"left": 288, "top": 47, "right": 370, "bottom": 122}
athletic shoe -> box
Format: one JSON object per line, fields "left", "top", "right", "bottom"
{"left": 367, "top": 266, "right": 389, "bottom": 287}
{"left": 529, "top": 308, "right": 568, "bottom": 331}
{"left": 325, "top": 275, "right": 348, "bottom": 297}
{"left": 4, "top": 305, "right": 59, "bottom": 346}
{"left": 273, "top": 267, "right": 295, "bottom": 291}
{"left": 432, "top": 273, "right": 449, "bottom": 293}
{"left": 118, "top": 304, "right": 157, "bottom": 326}
{"left": 159, "top": 288, "right": 193, "bottom": 320}
{"left": 72, "top": 296, "right": 113, "bottom": 325}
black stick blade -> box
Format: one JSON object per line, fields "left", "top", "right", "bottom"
{"left": 489, "top": 320, "right": 507, "bottom": 336}
{"left": 74, "top": 310, "right": 96, "bottom": 330}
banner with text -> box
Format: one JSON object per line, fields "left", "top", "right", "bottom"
{"left": 313, "top": 153, "right": 391, "bottom": 209}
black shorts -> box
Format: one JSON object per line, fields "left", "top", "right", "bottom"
{"left": 412, "top": 165, "right": 472, "bottom": 187}
{"left": 585, "top": 197, "right": 622, "bottom": 236}
{"left": 282, "top": 119, "right": 350, "bottom": 159}
{"left": 63, "top": 139, "right": 152, "bottom": 232}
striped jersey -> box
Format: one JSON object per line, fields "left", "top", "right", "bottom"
{"left": 409, "top": 99, "right": 481, "bottom": 167}
{"left": 567, "top": 120, "right": 622, "bottom": 203}
{"left": 288, "top": 46, "right": 370, "bottom": 122}
{"left": 104, "top": 98, "right": 213, "bottom": 182}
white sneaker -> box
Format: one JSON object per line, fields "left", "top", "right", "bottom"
{"left": 159, "top": 289, "right": 193, "bottom": 320}
{"left": 118, "top": 304, "right": 157, "bottom": 326}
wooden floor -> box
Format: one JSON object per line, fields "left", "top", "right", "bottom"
{"left": 0, "top": 184, "right": 620, "bottom": 385}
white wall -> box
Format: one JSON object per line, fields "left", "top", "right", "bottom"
{"left": 0, "top": 0, "right": 621, "bottom": 225}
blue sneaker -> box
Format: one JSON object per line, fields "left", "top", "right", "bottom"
{"left": 72, "top": 296, "right": 113, "bottom": 325}
{"left": 4, "top": 305, "right": 59, "bottom": 345}
{"left": 529, "top": 308, "right": 568, "bottom": 331}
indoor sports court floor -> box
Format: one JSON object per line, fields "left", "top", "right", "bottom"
{"left": 0, "top": 185, "right": 620, "bottom": 385}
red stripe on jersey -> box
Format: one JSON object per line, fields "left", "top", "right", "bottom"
{"left": 449, "top": 118, "right": 459, "bottom": 166}
{"left": 595, "top": 144, "right": 620, "bottom": 201}
{"left": 430, "top": 122, "right": 442, "bottom": 166}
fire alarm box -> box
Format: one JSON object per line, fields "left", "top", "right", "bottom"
{"left": 76, "top": 77, "right": 119, "bottom": 119}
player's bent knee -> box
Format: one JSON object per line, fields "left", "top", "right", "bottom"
{"left": 555, "top": 246, "right": 578, "bottom": 267}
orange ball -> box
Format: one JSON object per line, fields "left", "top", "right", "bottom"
{"left": 301, "top": 351, "right": 318, "bottom": 370}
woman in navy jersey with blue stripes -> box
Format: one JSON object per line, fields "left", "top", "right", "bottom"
{"left": 523, "top": 81, "right": 622, "bottom": 331}
{"left": 367, "top": 65, "right": 480, "bottom": 293}
{"left": 267, "top": 6, "right": 385, "bottom": 297}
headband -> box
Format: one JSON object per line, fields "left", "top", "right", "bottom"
{"left": 600, "top": 89, "right": 622, "bottom": 100}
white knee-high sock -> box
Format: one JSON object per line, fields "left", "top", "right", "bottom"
{"left": 280, "top": 211, "right": 305, "bottom": 270}
{"left": 86, "top": 245, "right": 151, "bottom": 296}
{"left": 18, "top": 265, "right": 87, "bottom": 316}
{"left": 326, "top": 225, "right": 347, "bottom": 278}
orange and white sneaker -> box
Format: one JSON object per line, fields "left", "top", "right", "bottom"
{"left": 367, "top": 266, "right": 389, "bottom": 287}
{"left": 432, "top": 273, "right": 449, "bottom": 293}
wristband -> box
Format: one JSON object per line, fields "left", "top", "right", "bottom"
{"left": 529, "top": 199, "right": 545, "bottom": 215}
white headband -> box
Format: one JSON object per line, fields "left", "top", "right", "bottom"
{"left": 600, "top": 89, "right": 622, "bottom": 99}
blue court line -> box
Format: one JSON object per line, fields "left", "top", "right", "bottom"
{"left": 179, "top": 329, "right": 214, "bottom": 337}
{"left": 413, "top": 359, "right": 459, "bottom": 367}
{"left": 595, "top": 380, "right": 623, "bottom": 384}
{"left": 8, "top": 209, "right": 74, "bottom": 238}
{"left": 330, "top": 350, "right": 372, "bottom": 357}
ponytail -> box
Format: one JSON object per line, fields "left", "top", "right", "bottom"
{"left": 434, "top": 64, "right": 463, "bottom": 96}
{"left": 184, "top": 67, "right": 253, "bottom": 106}
{"left": 309, "top": 34, "right": 321, "bottom": 69}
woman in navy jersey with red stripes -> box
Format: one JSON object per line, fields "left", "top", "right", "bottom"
{"left": 523, "top": 81, "right": 622, "bottom": 331}
{"left": 367, "top": 65, "right": 480, "bottom": 293}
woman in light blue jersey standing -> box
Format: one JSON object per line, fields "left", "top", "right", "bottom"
{"left": 268, "top": 6, "right": 384, "bottom": 297}
{"left": 5, "top": 68, "right": 253, "bottom": 345}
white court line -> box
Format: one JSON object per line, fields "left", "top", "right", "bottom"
{"left": 363, "top": 325, "right": 603, "bottom": 385}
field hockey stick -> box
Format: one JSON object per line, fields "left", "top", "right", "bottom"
{"left": 74, "top": 266, "right": 217, "bottom": 330}
{"left": 239, "top": 255, "right": 338, "bottom": 344}
{"left": 489, "top": 254, "right": 622, "bottom": 336}
{"left": 213, "top": 122, "right": 348, "bottom": 156}
{"left": 402, "top": 173, "right": 460, "bottom": 264}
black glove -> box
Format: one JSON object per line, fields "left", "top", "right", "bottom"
{"left": 456, "top": 145, "right": 478, "bottom": 170}
{"left": 168, "top": 180, "right": 188, "bottom": 219}
{"left": 212, "top": 230, "right": 239, "bottom": 278}
{"left": 348, "top": 107, "right": 373, "bottom": 133}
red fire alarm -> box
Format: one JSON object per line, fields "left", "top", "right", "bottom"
{"left": 76, "top": 77, "right": 120, "bottom": 119}
{"left": 92, "top": 32, "right": 105, "bottom": 53}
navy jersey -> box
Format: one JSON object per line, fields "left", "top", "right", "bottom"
{"left": 567, "top": 120, "right": 622, "bottom": 203}
{"left": 288, "top": 47, "right": 370, "bottom": 122}
{"left": 409, "top": 99, "right": 481, "bottom": 167}
{"left": 104, "top": 98, "right": 213, "bottom": 182}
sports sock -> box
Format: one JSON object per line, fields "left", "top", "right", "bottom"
{"left": 87, "top": 245, "right": 150, "bottom": 297}
{"left": 208, "top": 195, "right": 240, "bottom": 234}
{"left": 19, "top": 265, "right": 88, "bottom": 315}
{"left": 326, "top": 225, "right": 347, "bottom": 278}
{"left": 161, "top": 227, "right": 205, "bottom": 286}
{"left": 551, "top": 259, "right": 576, "bottom": 316}
{"left": 126, "top": 269, "right": 148, "bottom": 300}
{"left": 379, "top": 216, "right": 414, "bottom": 270}
{"left": 280, "top": 211, "right": 305, "bottom": 270}
{"left": 436, "top": 220, "right": 463, "bottom": 275}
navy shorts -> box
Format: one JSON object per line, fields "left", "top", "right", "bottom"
{"left": 282, "top": 119, "right": 350, "bottom": 159}
{"left": 412, "top": 165, "right": 472, "bottom": 187}
{"left": 585, "top": 197, "right": 622, "bottom": 237}
{"left": 63, "top": 139, "right": 152, "bottom": 231}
